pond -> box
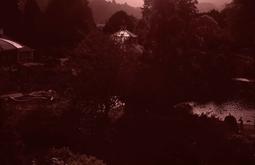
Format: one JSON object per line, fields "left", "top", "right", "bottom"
{"left": 191, "top": 101, "right": 255, "bottom": 125}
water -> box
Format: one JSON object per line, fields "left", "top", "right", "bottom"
{"left": 191, "top": 101, "right": 255, "bottom": 125}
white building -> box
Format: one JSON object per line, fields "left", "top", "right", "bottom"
{"left": 112, "top": 29, "right": 138, "bottom": 44}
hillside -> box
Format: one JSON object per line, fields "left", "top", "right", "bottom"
{"left": 89, "top": 0, "right": 142, "bottom": 24}
{"left": 196, "top": 2, "right": 217, "bottom": 13}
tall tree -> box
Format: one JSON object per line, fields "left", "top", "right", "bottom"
{"left": 142, "top": 0, "right": 153, "bottom": 22}
{"left": 23, "top": 0, "right": 43, "bottom": 45}
{"left": 143, "top": 0, "right": 198, "bottom": 63}
{"left": 133, "top": 0, "right": 200, "bottom": 105}
{"left": 44, "top": 0, "right": 95, "bottom": 47}
{"left": 224, "top": 0, "right": 255, "bottom": 47}
{"left": 0, "top": 0, "right": 23, "bottom": 38}
{"left": 104, "top": 10, "right": 137, "bottom": 34}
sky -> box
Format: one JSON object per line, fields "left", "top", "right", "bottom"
{"left": 111, "top": 0, "right": 231, "bottom": 7}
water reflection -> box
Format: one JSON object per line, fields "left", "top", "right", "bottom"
{"left": 191, "top": 101, "right": 255, "bottom": 125}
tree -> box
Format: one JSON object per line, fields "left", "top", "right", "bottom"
{"left": 106, "top": 0, "right": 201, "bottom": 115}
{"left": 206, "top": 9, "right": 225, "bottom": 28}
{"left": 142, "top": 0, "right": 153, "bottom": 22}
{"left": 224, "top": 0, "right": 255, "bottom": 47}
{"left": 0, "top": 0, "right": 23, "bottom": 38}
{"left": 104, "top": 10, "right": 137, "bottom": 34}
{"left": 23, "top": 0, "right": 43, "bottom": 45}
{"left": 193, "top": 14, "right": 222, "bottom": 50}
{"left": 1, "top": 0, "right": 95, "bottom": 47}
{"left": 142, "top": 0, "right": 198, "bottom": 63}
{"left": 70, "top": 32, "right": 122, "bottom": 96}
{"left": 42, "top": 0, "right": 95, "bottom": 47}
{"left": 138, "top": 0, "right": 199, "bottom": 103}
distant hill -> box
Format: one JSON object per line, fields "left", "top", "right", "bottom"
{"left": 35, "top": 0, "right": 51, "bottom": 11}
{"left": 89, "top": 0, "right": 142, "bottom": 24}
{"left": 196, "top": 2, "right": 217, "bottom": 13}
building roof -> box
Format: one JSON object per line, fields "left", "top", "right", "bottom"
{"left": 112, "top": 30, "right": 138, "bottom": 43}
{"left": 0, "top": 38, "right": 33, "bottom": 53}
{"left": 0, "top": 38, "right": 23, "bottom": 51}
{"left": 113, "top": 30, "right": 137, "bottom": 38}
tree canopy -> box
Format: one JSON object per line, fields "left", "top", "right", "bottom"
{"left": 0, "top": 0, "right": 23, "bottom": 38}
{"left": 1, "top": 0, "right": 95, "bottom": 47}
{"left": 143, "top": 0, "right": 198, "bottom": 58}
{"left": 44, "top": 0, "right": 95, "bottom": 46}
{"left": 224, "top": 0, "right": 255, "bottom": 47}
{"left": 104, "top": 10, "right": 137, "bottom": 34}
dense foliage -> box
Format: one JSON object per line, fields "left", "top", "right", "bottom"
{"left": 223, "top": 0, "right": 255, "bottom": 47}
{"left": 1, "top": 0, "right": 255, "bottom": 165}
{"left": 0, "top": 0, "right": 95, "bottom": 47}
{"left": 104, "top": 11, "right": 137, "bottom": 34}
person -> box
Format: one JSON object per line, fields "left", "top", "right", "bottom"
{"left": 254, "top": 117, "right": 255, "bottom": 128}
{"left": 224, "top": 114, "right": 238, "bottom": 133}
{"left": 238, "top": 117, "right": 244, "bottom": 133}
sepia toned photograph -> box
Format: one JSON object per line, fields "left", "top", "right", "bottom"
{"left": 0, "top": 0, "right": 255, "bottom": 164}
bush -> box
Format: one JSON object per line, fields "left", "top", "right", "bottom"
{"left": 43, "top": 147, "right": 106, "bottom": 165}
